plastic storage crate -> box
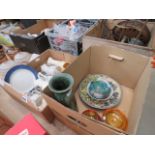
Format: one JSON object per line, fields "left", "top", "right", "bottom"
{"left": 45, "top": 19, "right": 98, "bottom": 55}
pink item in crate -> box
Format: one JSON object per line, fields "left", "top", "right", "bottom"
{"left": 5, "top": 114, "right": 47, "bottom": 135}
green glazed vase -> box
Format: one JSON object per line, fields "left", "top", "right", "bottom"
{"left": 48, "top": 73, "right": 77, "bottom": 110}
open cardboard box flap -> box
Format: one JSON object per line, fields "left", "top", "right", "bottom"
{"left": 83, "top": 36, "right": 154, "bottom": 57}
{"left": 43, "top": 45, "right": 155, "bottom": 134}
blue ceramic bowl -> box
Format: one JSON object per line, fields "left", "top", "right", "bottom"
{"left": 87, "top": 80, "right": 113, "bottom": 100}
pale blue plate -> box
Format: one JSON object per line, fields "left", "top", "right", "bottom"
{"left": 87, "top": 79, "right": 113, "bottom": 100}
{"left": 4, "top": 65, "right": 38, "bottom": 93}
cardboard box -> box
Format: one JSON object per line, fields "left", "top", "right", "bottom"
{"left": 10, "top": 20, "right": 62, "bottom": 54}
{"left": 85, "top": 19, "right": 155, "bottom": 56}
{"left": 46, "top": 20, "right": 103, "bottom": 56}
{"left": 83, "top": 36, "right": 154, "bottom": 57}
{"left": 0, "top": 111, "right": 13, "bottom": 134}
{"left": 5, "top": 113, "right": 47, "bottom": 135}
{"left": 1, "top": 49, "right": 77, "bottom": 123}
{"left": 43, "top": 45, "right": 155, "bottom": 134}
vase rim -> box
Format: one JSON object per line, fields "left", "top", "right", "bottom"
{"left": 48, "top": 73, "right": 74, "bottom": 93}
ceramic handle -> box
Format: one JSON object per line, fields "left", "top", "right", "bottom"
{"left": 108, "top": 54, "right": 124, "bottom": 62}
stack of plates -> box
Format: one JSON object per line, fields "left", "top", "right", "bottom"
{"left": 79, "top": 74, "right": 122, "bottom": 110}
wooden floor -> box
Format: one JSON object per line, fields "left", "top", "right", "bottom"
{"left": 0, "top": 87, "right": 76, "bottom": 135}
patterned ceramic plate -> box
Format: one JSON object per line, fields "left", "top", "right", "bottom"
{"left": 79, "top": 74, "right": 122, "bottom": 110}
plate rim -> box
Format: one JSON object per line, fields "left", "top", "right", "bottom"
{"left": 4, "top": 64, "right": 38, "bottom": 83}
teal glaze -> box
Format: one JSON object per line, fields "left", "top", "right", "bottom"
{"left": 87, "top": 80, "right": 113, "bottom": 100}
{"left": 48, "top": 73, "right": 77, "bottom": 110}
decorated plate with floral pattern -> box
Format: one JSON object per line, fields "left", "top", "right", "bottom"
{"left": 79, "top": 74, "right": 122, "bottom": 110}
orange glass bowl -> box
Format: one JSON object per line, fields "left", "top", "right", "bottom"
{"left": 82, "top": 109, "right": 101, "bottom": 121}
{"left": 102, "top": 109, "right": 128, "bottom": 131}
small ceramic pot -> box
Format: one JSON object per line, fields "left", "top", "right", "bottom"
{"left": 48, "top": 73, "right": 77, "bottom": 110}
